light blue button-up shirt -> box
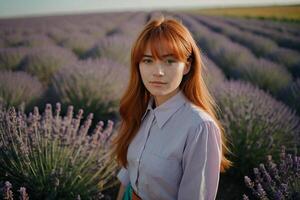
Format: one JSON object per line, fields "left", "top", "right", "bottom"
{"left": 117, "top": 90, "right": 222, "bottom": 200}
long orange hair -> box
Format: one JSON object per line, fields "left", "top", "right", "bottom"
{"left": 109, "top": 16, "right": 232, "bottom": 173}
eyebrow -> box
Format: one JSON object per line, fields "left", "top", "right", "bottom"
{"left": 142, "top": 54, "right": 175, "bottom": 58}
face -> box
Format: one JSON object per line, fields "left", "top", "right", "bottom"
{"left": 139, "top": 44, "right": 190, "bottom": 107}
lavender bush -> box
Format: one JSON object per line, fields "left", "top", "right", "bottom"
{"left": 211, "top": 80, "right": 300, "bottom": 199}
{"left": 103, "top": 12, "right": 141, "bottom": 37}
{"left": 0, "top": 103, "right": 119, "bottom": 199}
{"left": 243, "top": 145, "right": 300, "bottom": 199}
{"left": 279, "top": 79, "right": 300, "bottom": 116}
{"left": 20, "top": 46, "right": 77, "bottom": 84}
{"left": 17, "top": 34, "right": 55, "bottom": 47}
{"left": 201, "top": 55, "right": 226, "bottom": 90}
{"left": 58, "top": 32, "right": 97, "bottom": 58}
{"left": 212, "top": 80, "right": 300, "bottom": 176}
{"left": 0, "top": 47, "right": 29, "bottom": 70}
{"left": 0, "top": 70, "right": 43, "bottom": 111}
{"left": 3, "top": 32, "right": 24, "bottom": 47}
{"left": 83, "top": 35, "right": 132, "bottom": 66}
{"left": 47, "top": 28, "right": 68, "bottom": 44}
{"left": 114, "top": 12, "right": 147, "bottom": 37}
{"left": 79, "top": 25, "right": 106, "bottom": 39}
{"left": 50, "top": 58, "right": 128, "bottom": 124}
{"left": 266, "top": 48, "right": 300, "bottom": 78}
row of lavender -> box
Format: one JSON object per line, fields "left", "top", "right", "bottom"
{"left": 193, "top": 15, "right": 300, "bottom": 78}
{"left": 0, "top": 11, "right": 154, "bottom": 125}
{"left": 176, "top": 13, "right": 300, "bottom": 117}
{"left": 205, "top": 15, "right": 300, "bottom": 38}
{"left": 0, "top": 11, "right": 299, "bottom": 199}
{"left": 221, "top": 16, "right": 300, "bottom": 52}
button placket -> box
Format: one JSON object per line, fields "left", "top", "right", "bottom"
{"left": 135, "top": 111, "right": 155, "bottom": 195}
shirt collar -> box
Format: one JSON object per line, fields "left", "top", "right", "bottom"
{"left": 141, "top": 90, "right": 188, "bottom": 129}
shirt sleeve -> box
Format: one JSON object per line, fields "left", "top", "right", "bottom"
{"left": 178, "top": 121, "right": 222, "bottom": 200}
{"left": 117, "top": 167, "right": 130, "bottom": 187}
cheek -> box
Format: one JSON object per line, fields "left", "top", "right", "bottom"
{"left": 167, "top": 66, "right": 185, "bottom": 80}
{"left": 139, "top": 65, "right": 148, "bottom": 82}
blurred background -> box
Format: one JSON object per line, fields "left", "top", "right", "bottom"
{"left": 0, "top": 0, "right": 299, "bottom": 199}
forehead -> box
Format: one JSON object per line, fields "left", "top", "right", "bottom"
{"left": 144, "top": 43, "right": 173, "bottom": 56}
{"left": 142, "top": 40, "right": 180, "bottom": 60}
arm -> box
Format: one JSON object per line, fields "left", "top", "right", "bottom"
{"left": 116, "top": 184, "right": 125, "bottom": 200}
{"left": 116, "top": 167, "right": 130, "bottom": 200}
{"left": 177, "top": 121, "right": 222, "bottom": 200}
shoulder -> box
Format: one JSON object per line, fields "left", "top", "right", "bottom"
{"left": 183, "top": 101, "right": 216, "bottom": 125}
{"left": 182, "top": 102, "right": 220, "bottom": 137}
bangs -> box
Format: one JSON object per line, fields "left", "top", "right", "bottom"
{"left": 135, "top": 25, "right": 191, "bottom": 62}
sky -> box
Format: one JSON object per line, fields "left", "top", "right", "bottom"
{"left": 0, "top": 0, "right": 299, "bottom": 19}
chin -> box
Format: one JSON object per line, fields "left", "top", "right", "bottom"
{"left": 149, "top": 91, "right": 166, "bottom": 96}
{"left": 147, "top": 88, "right": 171, "bottom": 96}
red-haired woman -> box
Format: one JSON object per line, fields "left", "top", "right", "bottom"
{"left": 109, "top": 16, "right": 232, "bottom": 200}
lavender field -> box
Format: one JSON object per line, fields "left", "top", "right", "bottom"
{"left": 0, "top": 11, "right": 299, "bottom": 200}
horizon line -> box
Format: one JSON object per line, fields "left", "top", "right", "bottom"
{"left": 0, "top": 2, "right": 299, "bottom": 20}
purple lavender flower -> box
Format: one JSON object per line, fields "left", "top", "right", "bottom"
{"left": 18, "top": 187, "right": 29, "bottom": 200}
{"left": 2, "top": 181, "right": 14, "bottom": 200}
{"left": 243, "top": 145, "right": 300, "bottom": 199}
{"left": 0, "top": 103, "right": 118, "bottom": 199}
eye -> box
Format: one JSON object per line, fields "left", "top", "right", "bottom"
{"left": 141, "top": 58, "right": 153, "bottom": 64}
{"left": 165, "top": 58, "right": 176, "bottom": 65}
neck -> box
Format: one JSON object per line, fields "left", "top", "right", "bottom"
{"left": 152, "top": 99, "right": 156, "bottom": 109}
{"left": 153, "top": 88, "right": 180, "bottom": 107}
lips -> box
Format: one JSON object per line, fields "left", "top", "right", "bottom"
{"left": 150, "top": 81, "right": 167, "bottom": 84}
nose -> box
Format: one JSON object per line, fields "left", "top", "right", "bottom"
{"left": 153, "top": 61, "right": 165, "bottom": 77}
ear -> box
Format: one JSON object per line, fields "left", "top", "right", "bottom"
{"left": 183, "top": 61, "right": 191, "bottom": 75}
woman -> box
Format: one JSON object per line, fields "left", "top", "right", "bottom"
{"left": 109, "top": 15, "right": 232, "bottom": 200}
